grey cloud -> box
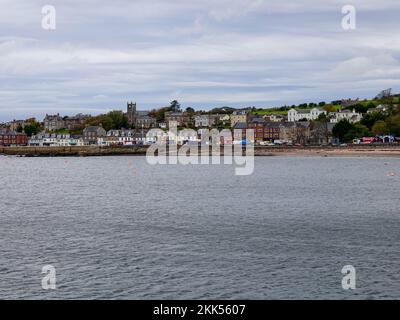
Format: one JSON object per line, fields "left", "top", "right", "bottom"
{"left": 0, "top": 0, "right": 399, "bottom": 121}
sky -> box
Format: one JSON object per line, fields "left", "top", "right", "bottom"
{"left": 0, "top": 0, "right": 399, "bottom": 121}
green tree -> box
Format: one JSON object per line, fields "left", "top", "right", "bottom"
{"left": 332, "top": 119, "right": 354, "bottom": 142}
{"left": 185, "top": 107, "right": 195, "bottom": 114}
{"left": 372, "top": 120, "right": 389, "bottom": 135}
{"left": 344, "top": 124, "right": 372, "bottom": 141}
{"left": 86, "top": 115, "right": 114, "bottom": 131}
{"left": 169, "top": 100, "right": 181, "bottom": 112}
{"left": 107, "top": 110, "right": 128, "bottom": 129}
{"left": 323, "top": 104, "right": 336, "bottom": 113}
{"left": 317, "top": 113, "right": 328, "bottom": 122}
{"left": 23, "top": 123, "right": 41, "bottom": 136}
{"left": 352, "top": 103, "right": 370, "bottom": 113}
{"left": 387, "top": 115, "right": 400, "bottom": 136}
{"left": 360, "top": 112, "right": 386, "bottom": 130}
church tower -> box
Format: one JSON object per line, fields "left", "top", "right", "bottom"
{"left": 127, "top": 102, "right": 137, "bottom": 126}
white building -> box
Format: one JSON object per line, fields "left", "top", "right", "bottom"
{"left": 194, "top": 115, "right": 211, "bottom": 128}
{"left": 97, "top": 136, "right": 136, "bottom": 146}
{"left": 329, "top": 109, "right": 362, "bottom": 124}
{"left": 263, "top": 114, "right": 286, "bottom": 122}
{"left": 28, "top": 133, "right": 84, "bottom": 146}
{"left": 288, "top": 108, "right": 326, "bottom": 122}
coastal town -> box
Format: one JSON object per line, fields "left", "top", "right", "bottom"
{"left": 0, "top": 90, "right": 399, "bottom": 148}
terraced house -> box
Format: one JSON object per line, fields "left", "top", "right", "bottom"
{"left": 0, "top": 129, "right": 28, "bottom": 146}
{"left": 83, "top": 126, "right": 107, "bottom": 145}
{"left": 288, "top": 108, "right": 326, "bottom": 122}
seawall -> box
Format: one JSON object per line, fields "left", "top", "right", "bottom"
{"left": 0, "top": 146, "right": 149, "bottom": 157}
{"left": 1, "top": 145, "right": 400, "bottom": 157}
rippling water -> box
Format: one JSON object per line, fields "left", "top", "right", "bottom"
{"left": 0, "top": 156, "right": 399, "bottom": 299}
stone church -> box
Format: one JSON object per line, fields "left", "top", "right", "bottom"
{"left": 126, "top": 102, "right": 157, "bottom": 129}
{"left": 126, "top": 102, "right": 137, "bottom": 126}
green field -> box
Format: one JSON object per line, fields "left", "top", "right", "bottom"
{"left": 250, "top": 98, "right": 392, "bottom": 116}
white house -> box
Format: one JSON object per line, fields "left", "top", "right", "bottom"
{"left": 194, "top": 115, "right": 211, "bottom": 128}
{"left": 28, "top": 133, "right": 84, "bottom": 146}
{"left": 329, "top": 109, "right": 362, "bottom": 124}
{"left": 263, "top": 114, "right": 286, "bottom": 122}
{"left": 288, "top": 108, "right": 326, "bottom": 122}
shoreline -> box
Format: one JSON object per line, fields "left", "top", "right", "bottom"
{"left": 1, "top": 145, "right": 400, "bottom": 158}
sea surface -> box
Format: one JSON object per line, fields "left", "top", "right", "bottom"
{"left": 0, "top": 156, "right": 399, "bottom": 299}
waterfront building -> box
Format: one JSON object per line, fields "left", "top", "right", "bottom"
{"left": 28, "top": 133, "right": 84, "bottom": 146}
{"left": 233, "top": 122, "right": 247, "bottom": 142}
{"left": 83, "top": 126, "right": 107, "bottom": 145}
{"left": 309, "top": 122, "right": 335, "bottom": 145}
{"left": 0, "top": 129, "right": 28, "bottom": 146}
{"left": 248, "top": 118, "right": 266, "bottom": 142}
{"left": 105, "top": 129, "right": 138, "bottom": 146}
{"left": 264, "top": 122, "right": 281, "bottom": 141}
{"left": 279, "top": 122, "right": 311, "bottom": 145}
{"left": 107, "top": 129, "right": 135, "bottom": 137}
{"left": 97, "top": 136, "right": 121, "bottom": 146}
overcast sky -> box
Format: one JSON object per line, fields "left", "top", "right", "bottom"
{"left": 0, "top": 0, "right": 399, "bottom": 121}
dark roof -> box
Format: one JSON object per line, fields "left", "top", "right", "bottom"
{"left": 0, "top": 129, "right": 26, "bottom": 136}
{"left": 295, "top": 121, "right": 311, "bottom": 128}
{"left": 234, "top": 122, "right": 247, "bottom": 129}
{"left": 250, "top": 117, "right": 265, "bottom": 124}
{"left": 232, "top": 110, "right": 249, "bottom": 115}
{"left": 280, "top": 122, "right": 296, "bottom": 128}
{"left": 264, "top": 122, "right": 281, "bottom": 128}
{"left": 137, "top": 111, "right": 150, "bottom": 117}
{"left": 84, "top": 126, "right": 105, "bottom": 132}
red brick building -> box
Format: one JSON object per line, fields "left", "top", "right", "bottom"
{"left": 0, "top": 130, "right": 28, "bottom": 146}
{"left": 248, "top": 118, "right": 265, "bottom": 142}
{"left": 264, "top": 122, "right": 281, "bottom": 141}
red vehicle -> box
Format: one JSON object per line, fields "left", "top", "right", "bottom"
{"left": 360, "top": 137, "right": 376, "bottom": 145}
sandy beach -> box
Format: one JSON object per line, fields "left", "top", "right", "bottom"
{"left": 253, "top": 146, "right": 400, "bottom": 157}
